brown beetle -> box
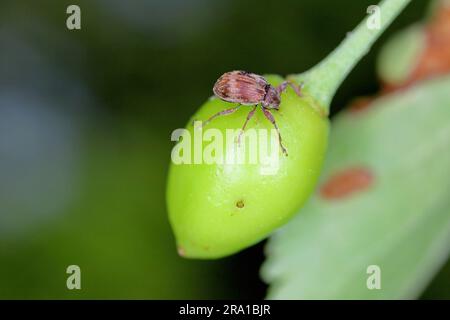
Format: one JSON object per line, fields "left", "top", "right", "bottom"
{"left": 201, "top": 70, "right": 303, "bottom": 155}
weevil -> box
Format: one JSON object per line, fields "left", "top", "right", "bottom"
{"left": 200, "top": 70, "right": 303, "bottom": 155}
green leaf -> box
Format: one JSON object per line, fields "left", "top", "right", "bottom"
{"left": 376, "top": 24, "right": 425, "bottom": 85}
{"left": 261, "top": 75, "right": 450, "bottom": 299}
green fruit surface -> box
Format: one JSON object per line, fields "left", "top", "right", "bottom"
{"left": 167, "top": 75, "right": 329, "bottom": 259}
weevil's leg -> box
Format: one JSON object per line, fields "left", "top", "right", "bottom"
{"left": 237, "top": 105, "right": 258, "bottom": 144}
{"left": 200, "top": 104, "right": 241, "bottom": 127}
{"left": 261, "top": 107, "right": 288, "bottom": 156}
{"left": 277, "top": 81, "right": 304, "bottom": 97}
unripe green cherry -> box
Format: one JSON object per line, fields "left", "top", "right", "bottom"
{"left": 167, "top": 75, "right": 329, "bottom": 259}
{"left": 167, "top": 0, "right": 412, "bottom": 259}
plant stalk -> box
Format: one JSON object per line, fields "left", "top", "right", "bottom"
{"left": 293, "top": 0, "right": 412, "bottom": 113}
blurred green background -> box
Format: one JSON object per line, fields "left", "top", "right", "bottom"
{"left": 0, "top": 0, "right": 448, "bottom": 298}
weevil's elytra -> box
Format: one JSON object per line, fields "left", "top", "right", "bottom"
{"left": 202, "top": 70, "right": 303, "bottom": 155}
{"left": 213, "top": 71, "right": 268, "bottom": 106}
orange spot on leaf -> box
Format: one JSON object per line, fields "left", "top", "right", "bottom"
{"left": 349, "top": 97, "right": 375, "bottom": 114}
{"left": 320, "top": 167, "right": 374, "bottom": 200}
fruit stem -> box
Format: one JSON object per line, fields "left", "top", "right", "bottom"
{"left": 293, "top": 0, "right": 412, "bottom": 114}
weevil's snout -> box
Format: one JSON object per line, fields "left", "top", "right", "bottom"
{"left": 263, "top": 86, "right": 281, "bottom": 109}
